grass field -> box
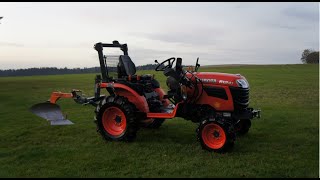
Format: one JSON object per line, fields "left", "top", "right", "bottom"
{"left": 0, "top": 64, "right": 318, "bottom": 178}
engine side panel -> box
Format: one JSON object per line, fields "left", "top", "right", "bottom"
{"left": 187, "top": 84, "right": 234, "bottom": 111}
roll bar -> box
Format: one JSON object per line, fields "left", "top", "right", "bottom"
{"left": 94, "top": 40, "right": 128, "bottom": 82}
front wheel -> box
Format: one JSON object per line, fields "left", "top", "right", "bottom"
{"left": 197, "top": 120, "right": 235, "bottom": 153}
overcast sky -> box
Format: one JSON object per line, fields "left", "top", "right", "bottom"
{"left": 0, "top": 2, "right": 318, "bottom": 69}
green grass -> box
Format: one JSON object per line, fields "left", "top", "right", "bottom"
{"left": 0, "top": 64, "right": 318, "bottom": 178}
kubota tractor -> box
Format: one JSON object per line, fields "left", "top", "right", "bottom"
{"left": 30, "top": 40, "right": 261, "bottom": 153}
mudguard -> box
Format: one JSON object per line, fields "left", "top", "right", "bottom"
{"left": 100, "top": 82, "right": 149, "bottom": 113}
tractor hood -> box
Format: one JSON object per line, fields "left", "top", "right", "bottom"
{"left": 186, "top": 72, "right": 249, "bottom": 88}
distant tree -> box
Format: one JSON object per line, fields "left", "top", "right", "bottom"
{"left": 306, "top": 51, "right": 319, "bottom": 64}
{"left": 301, "top": 49, "right": 311, "bottom": 64}
{"left": 301, "top": 49, "right": 319, "bottom": 64}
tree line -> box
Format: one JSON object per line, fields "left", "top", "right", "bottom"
{"left": 1, "top": 50, "right": 317, "bottom": 77}
{"left": 0, "top": 64, "right": 158, "bottom": 77}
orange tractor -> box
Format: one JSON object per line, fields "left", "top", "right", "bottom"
{"left": 30, "top": 41, "right": 261, "bottom": 153}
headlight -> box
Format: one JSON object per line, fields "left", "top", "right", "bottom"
{"left": 236, "top": 79, "right": 249, "bottom": 88}
{"left": 180, "top": 85, "right": 188, "bottom": 100}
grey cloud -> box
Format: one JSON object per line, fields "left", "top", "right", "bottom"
{"left": 132, "top": 27, "right": 223, "bottom": 46}
{"left": 0, "top": 42, "right": 24, "bottom": 47}
{"left": 128, "top": 47, "right": 177, "bottom": 65}
{"left": 130, "top": 47, "right": 175, "bottom": 56}
{"left": 257, "top": 4, "right": 319, "bottom": 31}
{"left": 129, "top": 45, "right": 265, "bottom": 66}
{"left": 282, "top": 5, "right": 319, "bottom": 22}
{"left": 266, "top": 22, "right": 301, "bottom": 30}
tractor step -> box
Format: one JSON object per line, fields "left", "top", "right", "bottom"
{"left": 30, "top": 102, "right": 74, "bottom": 125}
{"left": 160, "top": 104, "right": 175, "bottom": 113}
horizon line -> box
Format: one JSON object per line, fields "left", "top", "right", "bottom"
{"left": 0, "top": 63, "right": 305, "bottom": 71}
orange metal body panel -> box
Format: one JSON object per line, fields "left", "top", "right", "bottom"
{"left": 100, "top": 82, "right": 149, "bottom": 113}
{"left": 99, "top": 70, "right": 242, "bottom": 118}
{"left": 185, "top": 72, "right": 243, "bottom": 111}
{"left": 187, "top": 84, "right": 234, "bottom": 111}
{"left": 100, "top": 82, "right": 179, "bottom": 120}
{"left": 49, "top": 92, "right": 74, "bottom": 104}
{"left": 186, "top": 72, "right": 242, "bottom": 88}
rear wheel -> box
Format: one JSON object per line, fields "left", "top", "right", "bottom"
{"left": 95, "top": 96, "right": 139, "bottom": 142}
{"left": 197, "top": 120, "right": 235, "bottom": 153}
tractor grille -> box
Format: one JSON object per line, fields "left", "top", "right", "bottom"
{"left": 229, "top": 87, "right": 249, "bottom": 111}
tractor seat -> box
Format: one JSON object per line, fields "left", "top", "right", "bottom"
{"left": 117, "top": 55, "right": 136, "bottom": 78}
{"left": 117, "top": 55, "right": 153, "bottom": 80}
{"left": 116, "top": 55, "right": 159, "bottom": 95}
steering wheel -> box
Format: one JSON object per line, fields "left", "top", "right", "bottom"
{"left": 155, "top": 57, "right": 176, "bottom": 71}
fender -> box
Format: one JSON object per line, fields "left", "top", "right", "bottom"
{"left": 100, "top": 82, "right": 149, "bottom": 113}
